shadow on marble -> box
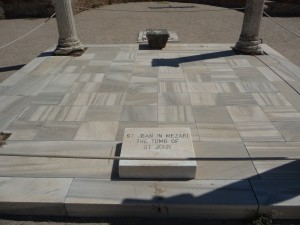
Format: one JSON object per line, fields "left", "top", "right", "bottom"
{"left": 152, "top": 50, "right": 236, "bottom": 68}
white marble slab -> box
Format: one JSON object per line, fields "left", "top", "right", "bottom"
{"left": 66, "top": 179, "right": 257, "bottom": 218}
{"left": 251, "top": 180, "right": 300, "bottom": 219}
{"left": 0, "top": 177, "right": 72, "bottom": 215}
{"left": 119, "top": 128, "right": 196, "bottom": 179}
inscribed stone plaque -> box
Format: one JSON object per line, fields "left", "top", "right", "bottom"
{"left": 119, "top": 128, "right": 197, "bottom": 179}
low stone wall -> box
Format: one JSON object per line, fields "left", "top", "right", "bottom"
{"left": 0, "top": 0, "right": 299, "bottom": 18}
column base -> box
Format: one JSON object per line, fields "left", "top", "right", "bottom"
{"left": 54, "top": 36, "right": 85, "bottom": 56}
{"left": 233, "top": 39, "right": 264, "bottom": 55}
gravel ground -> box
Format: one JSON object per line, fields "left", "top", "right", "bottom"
{"left": 0, "top": 2, "right": 300, "bottom": 224}
{"left": 0, "top": 1, "right": 300, "bottom": 82}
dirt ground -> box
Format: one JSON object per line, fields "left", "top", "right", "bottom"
{"left": 0, "top": 2, "right": 300, "bottom": 224}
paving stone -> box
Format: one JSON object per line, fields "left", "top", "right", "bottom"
{"left": 197, "top": 123, "right": 241, "bottom": 141}
{"left": 128, "top": 82, "right": 158, "bottom": 93}
{"left": 185, "top": 73, "right": 211, "bottom": 82}
{"left": 33, "top": 122, "right": 80, "bottom": 141}
{"left": 236, "top": 121, "right": 284, "bottom": 142}
{"left": 158, "top": 93, "right": 191, "bottom": 105}
{"left": 273, "top": 121, "right": 300, "bottom": 141}
{"left": 65, "top": 179, "right": 257, "bottom": 218}
{"left": 227, "top": 106, "right": 269, "bottom": 122}
{"left": 104, "top": 72, "right": 132, "bottom": 83}
{"left": 251, "top": 180, "right": 300, "bottom": 219}
{"left": 193, "top": 106, "right": 233, "bottom": 124}
{"left": 189, "top": 93, "right": 224, "bottom": 106}
{"left": 221, "top": 93, "right": 257, "bottom": 105}
{"left": 74, "top": 122, "right": 118, "bottom": 141}
{"left": 216, "top": 82, "right": 247, "bottom": 93}
{"left": 252, "top": 93, "right": 291, "bottom": 106}
{"left": 88, "top": 92, "right": 126, "bottom": 106}
{"left": 158, "top": 106, "right": 195, "bottom": 123}
{"left": 98, "top": 80, "right": 129, "bottom": 92}
{"left": 159, "top": 82, "right": 188, "bottom": 93}
{"left": 261, "top": 106, "right": 300, "bottom": 122}
{"left": 187, "top": 82, "right": 218, "bottom": 93}
{"left": 242, "top": 81, "right": 278, "bottom": 93}
{"left": 83, "top": 106, "right": 123, "bottom": 121}
{"left": 0, "top": 177, "right": 72, "bottom": 215}
{"left": 124, "top": 93, "right": 157, "bottom": 105}
{"left": 0, "top": 156, "right": 113, "bottom": 178}
{"left": 121, "top": 106, "right": 157, "bottom": 122}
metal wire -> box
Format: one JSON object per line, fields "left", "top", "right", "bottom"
{"left": 0, "top": 13, "right": 56, "bottom": 50}
{"left": 263, "top": 11, "right": 300, "bottom": 39}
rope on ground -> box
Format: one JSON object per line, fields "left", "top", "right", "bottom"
{"left": 95, "top": 7, "right": 245, "bottom": 13}
{"left": 0, "top": 13, "right": 56, "bottom": 50}
{"left": 263, "top": 11, "right": 300, "bottom": 39}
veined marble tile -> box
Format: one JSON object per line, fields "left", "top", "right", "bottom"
{"left": 60, "top": 93, "right": 94, "bottom": 106}
{"left": 253, "top": 160, "right": 300, "bottom": 179}
{"left": 242, "top": 81, "right": 278, "bottom": 93}
{"left": 98, "top": 80, "right": 129, "bottom": 92}
{"left": 189, "top": 93, "right": 224, "bottom": 106}
{"left": 227, "top": 106, "right": 269, "bottom": 122}
{"left": 41, "top": 83, "right": 71, "bottom": 94}
{"left": 124, "top": 93, "right": 157, "bottom": 105}
{"left": 216, "top": 82, "right": 247, "bottom": 93}
{"left": 0, "top": 57, "right": 47, "bottom": 87}
{"left": 2, "top": 141, "right": 118, "bottom": 158}
{"left": 251, "top": 180, "right": 300, "bottom": 219}
{"left": 187, "top": 82, "right": 218, "bottom": 93}
{"left": 5, "top": 121, "right": 42, "bottom": 140}
{"left": 272, "top": 81, "right": 300, "bottom": 112}
{"left": 158, "top": 65, "right": 183, "bottom": 74}
{"left": 0, "top": 177, "right": 72, "bottom": 215}
{"left": 270, "top": 65, "right": 297, "bottom": 82}
{"left": 128, "top": 82, "right": 158, "bottom": 93}
{"left": 0, "top": 156, "right": 113, "bottom": 178}
{"left": 252, "top": 93, "right": 291, "bottom": 106}
{"left": 17, "top": 105, "right": 88, "bottom": 122}
{"left": 256, "top": 66, "right": 282, "bottom": 81}
{"left": 197, "top": 123, "right": 241, "bottom": 141}
{"left": 229, "top": 59, "right": 252, "bottom": 67}
{"left": 65, "top": 179, "right": 257, "bottom": 218}
{"left": 158, "top": 123, "right": 200, "bottom": 141}
{"left": 104, "top": 72, "right": 131, "bottom": 83}
{"left": 210, "top": 72, "right": 239, "bottom": 82}
{"left": 196, "top": 160, "right": 257, "bottom": 179}
{"left": 74, "top": 122, "right": 118, "bottom": 141}
{"left": 158, "top": 93, "right": 191, "bottom": 105}
{"left": 83, "top": 62, "right": 111, "bottom": 74}
{"left": 262, "top": 106, "right": 300, "bottom": 122}
{"left": 236, "top": 121, "right": 284, "bottom": 142}
{"left": 51, "top": 73, "right": 80, "bottom": 85}
{"left": 158, "top": 74, "right": 185, "bottom": 81}
{"left": 245, "top": 142, "right": 300, "bottom": 158}
{"left": 83, "top": 106, "right": 122, "bottom": 121}
{"left": 133, "top": 65, "right": 158, "bottom": 74}
{"left": 121, "top": 106, "right": 157, "bottom": 122}
{"left": 234, "top": 67, "right": 268, "bottom": 82}
{"left": 30, "top": 56, "right": 70, "bottom": 76}
{"left": 0, "top": 96, "right": 32, "bottom": 131}
{"left": 221, "top": 94, "right": 257, "bottom": 105}
{"left": 63, "top": 66, "right": 78, "bottom": 73}
{"left": 0, "top": 96, "right": 23, "bottom": 112}
{"left": 4, "top": 75, "right": 54, "bottom": 96}
{"left": 115, "top": 49, "right": 136, "bottom": 62}
{"left": 68, "top": 82, "right": 98, "bottom": 93}
{"left": 89, "top": 92, "right": 125, "bottom": 106}
{"left": 33, "top": 122, "right": 80, "bottom": 141}
{"left": 185, "top": 73, "right": 212, "bottom": 82}
{"left": 131, "top": 74, "right": 157, "bottom": 83}
{"left": 273, "top": 121, "right": 300, "bottom": 141}
{"left": 193, "top": 106, "right": 233, "bottom": 124}
{"left": 159, "top": 82, "right": 188, "bottom": 93}
{"left": 193, "top": 141, "right": 250, "bottom": 157}
{"left": 110, "top": 62, "right": 134, "bottom": 73}
{"left": 115, "top": 122, "right": 157, "bottom": 141}
{"left": 158, "top": 106, "right": 194, "bottom": 122}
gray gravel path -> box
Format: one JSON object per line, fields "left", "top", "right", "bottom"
{"left": 0, "top": 2, "right": 300, "bottom": 82}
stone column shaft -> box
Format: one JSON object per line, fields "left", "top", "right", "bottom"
{"left": 234, "top": 0, "right": 265, "bottom": 55}
{"left": 54, "top": 0, "right": 84, "bottom": 55}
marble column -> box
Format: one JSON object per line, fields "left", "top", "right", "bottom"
{"left": 54, "top": 0, "right": 84, "bottom": 55}
{"left": 234, "top": 0, "right": 265, "bottom": 55}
